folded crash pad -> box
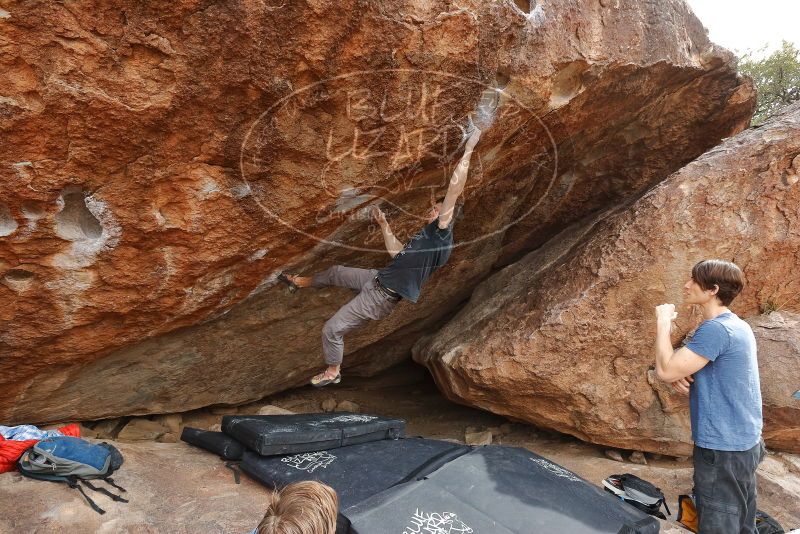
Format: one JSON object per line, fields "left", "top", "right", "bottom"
{"left": 180, "top": 427, "right": 245, "bottom": 461}
{"left": 222, "top": 412, "right": 405, "bottom": 456}
{"left": 241, "top": 437, "right": 469, "bottom": 510}
{"left": 344, "top": 445, "right": 661, "bottom": 534}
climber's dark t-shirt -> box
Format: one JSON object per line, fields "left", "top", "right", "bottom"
{"left": 377, "top": 218, "right": 454, "bottom": 303}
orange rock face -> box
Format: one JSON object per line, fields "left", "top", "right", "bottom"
{"left": 748, "top": 312, "right": 800, "bottom": 453}
{"left": 414, "top": 103, "right": 800, "bottom": 455}
{"left": 1, "top": 0, "right": 754, "bottom": 423}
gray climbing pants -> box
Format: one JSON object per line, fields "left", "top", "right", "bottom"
{"left": 312, "top": 265, "right": 398, "bottom": 365}
{"left": 693, "top": 438, "right": 766, "bottom": 534}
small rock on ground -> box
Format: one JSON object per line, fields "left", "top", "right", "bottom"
{"left": 257, "top": 404, "right": 294, "bottom": 416}
{"left": 605, "top": 449, "right": 625, "bottom": 462}
{"left": 336, "top": 400, "right": 360, "bottom": 412}
{"left": 630, "top": 451, "right": 648, "bottom": 465}
{"left": 78, "top": 423, "right": 99, "bottom": 439}
{"left": 321, "top": 398, "right": 337, "bottom": 412}
{"left": 92, "top": 418, "right": 128, "bottom": 439}
{"left": 154, "top": 414, "right": 182, "bottom": 434}
{"left": 465, "top": 431, "right": 493, "bottom": 446}
{"left": 209, "top": 405, "right": 239, "bottom": 415}
{"left": 117, "top": 419, "right": 168, "bottom": 442}
{"left": 157, "top": 432, "right": 178, "bottom": 443}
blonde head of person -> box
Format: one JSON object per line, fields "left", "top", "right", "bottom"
{"left": 253, "top": 481, "right": 339, "bottom": 534}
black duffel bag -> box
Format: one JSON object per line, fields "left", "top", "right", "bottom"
{"left": 180, "top": 427, "right": 245, "bottom": 461}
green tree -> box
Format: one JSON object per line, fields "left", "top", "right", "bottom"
{"left": 739, "top": 41, "right": 800, "bottom": 125}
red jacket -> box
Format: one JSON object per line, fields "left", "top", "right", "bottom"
{"left": 0, "top": 424, "right": 81, "bottom": 473}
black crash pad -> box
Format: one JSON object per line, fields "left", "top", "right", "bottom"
{"left": 222, "top": 412, "right": 405, "bottom": 456}
{"left": 344, "top": 445, "right": 661, "bottom": 534}
{"left": 240, "top": 437, "right": 470, "bottom": 510}
{"left": 180, "top": 427, "right": 245, "bottom": 461}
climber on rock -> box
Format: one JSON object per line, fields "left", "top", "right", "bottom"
{"left": 279, "top": 126, "right": 483, "bottom": 387}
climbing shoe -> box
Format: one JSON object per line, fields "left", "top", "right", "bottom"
{"left": 311, "top": 372, "right": 341, "bottom": 388}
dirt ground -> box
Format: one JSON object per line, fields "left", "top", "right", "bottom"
{"left": 2, "top": 361, "right": 798, "bottom": 533}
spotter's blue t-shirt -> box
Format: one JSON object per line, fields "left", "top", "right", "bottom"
{"left": 686, "top": 311, "right": 763, "bottom": 451}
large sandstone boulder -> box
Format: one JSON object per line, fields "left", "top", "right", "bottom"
{"left": 414, "top": 102, "right": 800, "bottom": 455}
{"left": 0, "top": 0, "right": 753, "bottom": 423}
{"left": 748, "top": 312, "right": 800, "bottom": 452}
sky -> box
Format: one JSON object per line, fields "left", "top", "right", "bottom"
{"left": 686, "top": 0, "right": 799, "bottom": 57}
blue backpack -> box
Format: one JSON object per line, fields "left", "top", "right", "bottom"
{"left": 18, "top": 436, "right": 127, "bottom": 514}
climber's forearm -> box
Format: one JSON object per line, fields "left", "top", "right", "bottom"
{"left": 381, "top": 224, "right": 404, "bottom": 257}
{"left": 439, "top": 147, "right": 475, "bottom": 225}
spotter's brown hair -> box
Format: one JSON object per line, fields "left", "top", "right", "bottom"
{"left": 256, "top": 481, "right": 338, "bottom": 534}
{"left": 691, "top": 259, "right": 745, "bottom": 306}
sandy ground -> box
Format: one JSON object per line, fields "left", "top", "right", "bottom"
{"left": 2, "top": 361, "right": 798, "bottom": 533}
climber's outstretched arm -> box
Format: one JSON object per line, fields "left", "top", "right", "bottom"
{"left": 438, "top": 128, "right": 481, "bottom": 229}
{"left": 372, "top": 206, "right": 403, "bottom": 258}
